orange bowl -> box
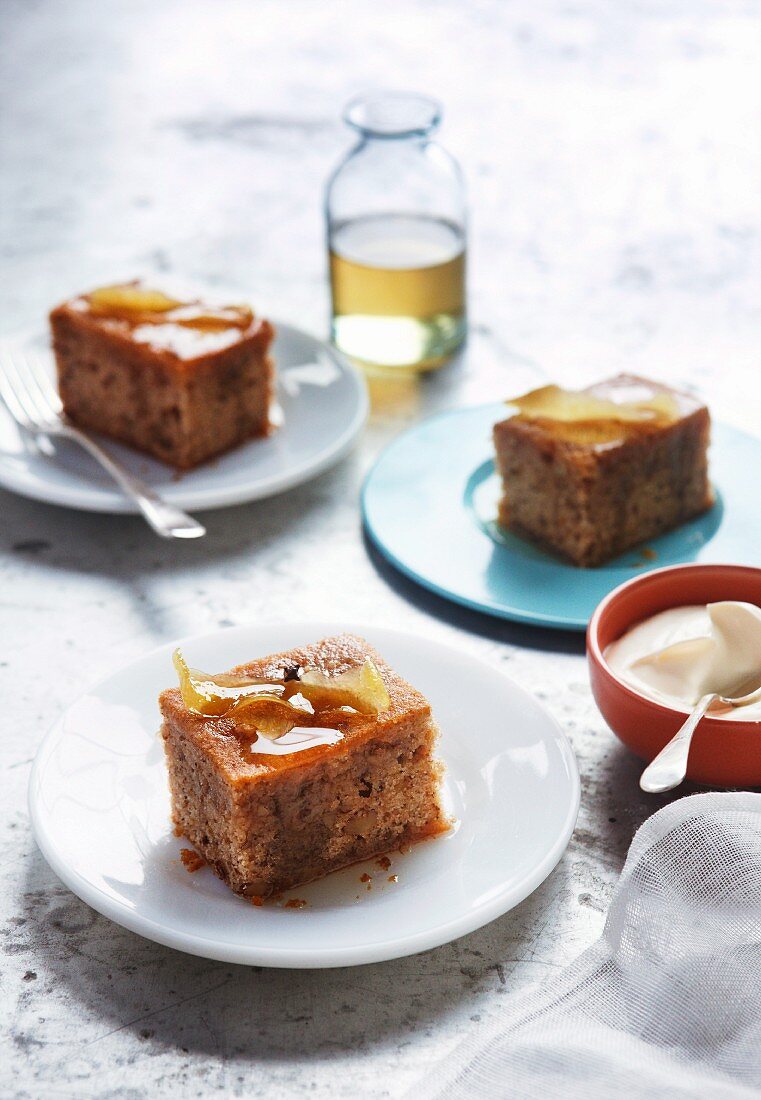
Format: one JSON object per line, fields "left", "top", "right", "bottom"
{"left": 587, "top": 563, "right": 761, "bottom": 788}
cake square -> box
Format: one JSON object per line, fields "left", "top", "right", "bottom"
{"left": 50, "top": 282, "right": 275, "bottom": 469}
{"left": 159, "top": 634, "right": 449, "bottom": 900}
{"left": 493, "top": 375, "right": 712, "bottom": 567}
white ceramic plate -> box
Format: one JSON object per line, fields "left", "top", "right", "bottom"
{"left": 28, "top": 623, "right": 579, "bottom": 968}
{"left": 0, "top": 324, "right": 368, "bottom": 513}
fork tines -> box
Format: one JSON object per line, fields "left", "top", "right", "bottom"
{"left": 0, "top": 344, "right": 63, "bottom": 432}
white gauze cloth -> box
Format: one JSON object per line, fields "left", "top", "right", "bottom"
{"left": 410, "top": 792, "right": 761, "bottom": 1100}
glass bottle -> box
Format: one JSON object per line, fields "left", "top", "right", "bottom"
{"left": 326, "top": 91, "right": 467, "bottom": 373}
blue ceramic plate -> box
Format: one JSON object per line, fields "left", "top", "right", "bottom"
{"left": 362, "top": 403, "right": 759, "bottom": 631}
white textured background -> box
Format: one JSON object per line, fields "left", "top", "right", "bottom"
{"left": 2, "top": 2, "right": 760, "bottom": 1096}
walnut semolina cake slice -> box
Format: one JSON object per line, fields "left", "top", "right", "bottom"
{"left": 50, "top": 282, "right": 275, "bottom": 469}
{"left": 159, "top": 634, "right": 449, "bottom": 900}
{"left": 493, "top": 374, "right": 712, "bottom": 568}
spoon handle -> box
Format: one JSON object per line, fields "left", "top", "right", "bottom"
{"left": 639, "top": 693, "right": 717, "bottom": 794}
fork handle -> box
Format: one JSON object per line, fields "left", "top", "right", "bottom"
{"left": 59, "top": 423, "right": 206, "bottom": 539}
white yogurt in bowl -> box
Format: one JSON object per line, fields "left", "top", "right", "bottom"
{"left": 604, "top": 601, "right": 761, "bottom": 719}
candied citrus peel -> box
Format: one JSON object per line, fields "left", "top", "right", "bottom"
{"left": 298, "top": 661, "right": 390, "bottom": 714}
{"left": 169, "top": 304, "right": 254, "bottom": 332}
{"left": 507, "top": 384, "right": 678, "bottom": 425}
{"left": 173, "top": 650, "right": 390, "bottom": 739}
{"left": 88, "top": 284, "right": 184, "bottom": 315}
{"left": 173, "top": 650, "right": 285, "bottom": 717}
{"left": 87, "top": 285, "right": 253, "bottom": 331}
{"left": 226, "top": 695, "right": 301, "bottom": 740}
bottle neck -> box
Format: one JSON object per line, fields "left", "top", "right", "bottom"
{"left": 354, "top": 132, "right": 431, "bottom": 153}
{"left": 344, "top": 92, "right": 442, "bottom": 142}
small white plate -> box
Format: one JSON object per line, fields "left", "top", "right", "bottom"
{"left": 0, "top": 324, "right": 368, "bottom": 513}
{"left": 28, "top": 623, "right": 579, "bottom": 968}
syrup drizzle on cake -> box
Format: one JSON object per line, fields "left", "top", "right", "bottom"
{"left": 159, "top": 634, "right": 450, "bottom": 900}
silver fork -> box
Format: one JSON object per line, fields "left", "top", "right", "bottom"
{"left": 0, "top": 345, "right": 206, "bottom": 539}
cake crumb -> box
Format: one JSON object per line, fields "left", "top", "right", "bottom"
{"left": 284, "top": 898, "right": 307, "bottom": 909}
{"left": 360, "top": 872, "right": 372, "bottom": 883}
{"left": 249, "top": 895, "right": 264, "bottom": 907}
{"left": 633, "top": 546, "right": 659, "bottom": 568}
{"left": 398, "top": 843, "right": 412, "bottom": 855}
{"left": 180, "top": 848, "right": 206, "bottom": 873}
{"left": 388, "top": 874, "right": 398, "bottom": 883}
{"left": 376, "top": 855, "right": 392, "bottom": 871}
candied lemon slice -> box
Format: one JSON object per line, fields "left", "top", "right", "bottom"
{"left": 296, "top": 659, "right": 390, "bottom": 714}
{"left": 170, "top": 305, "right": 254, "bottom": 332}
{"left": 173, "top": 650, "right": 284, "bottom": 717}
{"left": 173, "top": 651, "right": 389, "bottom": 737}
{"left": 227, "top": 695, "right": 302, "bottom": 740}
{"left": 508, "top": 384, "right": 678, "bottom": 424}
{"left": 89, "top": 284, "right": 184, "bottom": 315}
{"left": 636, "top": 392, "right": 680, "bottom": 420}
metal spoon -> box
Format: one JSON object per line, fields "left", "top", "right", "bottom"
{"left": 640, "top": 679, "right": 761, "bottom": 794}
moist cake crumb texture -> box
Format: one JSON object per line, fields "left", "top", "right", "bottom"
{"left": 160, "top": 633, "right": 450, "bottom": 899}
{"left": 49, "top": 282, "right": 276, "bottom": 469}
{"left": 493, "top": 374, "right": 712, "bottom": 567}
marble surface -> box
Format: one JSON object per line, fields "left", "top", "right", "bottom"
{"left": 2, "top": 1, "right": 760, "bottom": 1096}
